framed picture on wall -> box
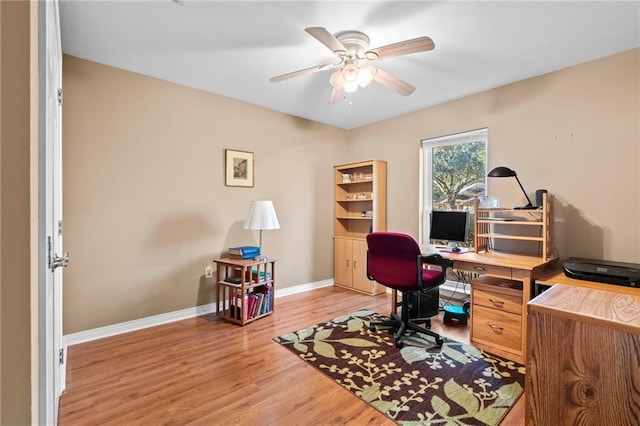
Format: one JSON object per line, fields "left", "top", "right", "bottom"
{"left": 225, "top": 149, "right": 254, "bottom": 187}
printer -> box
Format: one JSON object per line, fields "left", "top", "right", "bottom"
{"left": 563, "top": 257, "right": 640, "bottom": 288}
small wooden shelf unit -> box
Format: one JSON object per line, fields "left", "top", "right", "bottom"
{"left": 474, "top": 192, "right": 554, "bottom": 260}
{"left": 214, "top": 257, "right": 276, "bottom": 326}
{"left": 333, "top": 160, "right": 387, "bottom": 295}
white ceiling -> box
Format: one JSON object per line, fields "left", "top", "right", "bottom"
{"left": 59, "top": 1, "right": 640, "bottom": 130}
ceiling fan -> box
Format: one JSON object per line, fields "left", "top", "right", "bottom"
{"left": 270, "top": 27, "right": 435, "bottom": 103}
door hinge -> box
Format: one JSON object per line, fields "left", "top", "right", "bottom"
{"left": 58, "top": 220, "right": 63, "bottom": 236}
{"left": 58, "top": 348, "right": 64, "bottom": 365}
{"left": 57, "top": 88, "right": 63, "bottom": 106}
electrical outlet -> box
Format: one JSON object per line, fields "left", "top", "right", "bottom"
{"left": 205, "top": 266, "right": 213, "bottom": 278}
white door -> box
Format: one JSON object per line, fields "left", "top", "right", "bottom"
{"left": 43, "top": 0, "right": 66, "bottom": 423}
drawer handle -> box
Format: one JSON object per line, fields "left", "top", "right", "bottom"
{"left": 353, "top": 260, "right": 357, "bottom": 269}
{"left": 489, "top": 298, "right": 504, "bottom": 307}
{"left": 346, "top": 259, "right": 350, "bottom": 268}
{"left": 473, "top": 266, "right": 487, "bottom": 271}
{"left": 488, "top": 324, "right": 504, "bottom": 333}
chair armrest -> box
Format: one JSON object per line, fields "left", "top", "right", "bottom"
{"left": 420, "top": 253, "right": 453, "bottom": 270}
{"left": 417, "top": 253, "right": 452, "bottom": 291}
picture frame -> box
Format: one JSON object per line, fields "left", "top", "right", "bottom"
{"left": 225, "top": 149, "right": 254, "bottom": 187}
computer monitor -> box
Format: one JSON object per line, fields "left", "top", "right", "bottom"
{"left": 429, "top": 210, "right": 469, "bottom": 245}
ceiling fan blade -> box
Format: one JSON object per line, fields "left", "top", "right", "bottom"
{"left": 372, "top": 67, "right": 415, "bottom": 96}
{"left": 365, "top": 36, "right": 434, "bottom": 61}
{"left": 305, "top": 27, "right": 347, "bottom": 56}
{"left": 269, "top": 63, "right": 334, "bottom": 83}
{"left": 329, "top": 87, "right": 344, "bottom": 104}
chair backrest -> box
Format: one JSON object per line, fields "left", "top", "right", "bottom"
{"left": 366, "top": 232, "right": 422, "bottom": 291}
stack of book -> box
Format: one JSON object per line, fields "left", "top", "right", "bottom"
{"left": 232, "top": 285, "right": 273, "bottom": 320}
{"left": 228, "top": 246, "right": 260, "bottom": 259}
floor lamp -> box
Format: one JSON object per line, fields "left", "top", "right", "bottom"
{"left": 244, "top": 200, "right": 280, "bottom": 260}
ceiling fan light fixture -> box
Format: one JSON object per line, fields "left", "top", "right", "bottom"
{"left": 343, "top": 80, "right": 359, "bottom": 93}
{"left": 329, "top": 70, "right": 344, "bottom": 88}
{"left": 358, "top": 66, "right": 376, "bottom": 87}
{"left": 342, "top": 63, "right": 359, "bottom": 83}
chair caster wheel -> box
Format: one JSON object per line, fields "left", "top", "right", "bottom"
{"left": 370, "top": 324, "right": 376, "bottom": 332}
{"left": 435, "top": 336, "right": 443, "bottom": 346}
{"left": 395, "top": 340, "right": 403, "bottom": 348}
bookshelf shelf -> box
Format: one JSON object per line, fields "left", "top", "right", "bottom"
{"left": 214, "top": 257, "right": 277, "bottom": 326}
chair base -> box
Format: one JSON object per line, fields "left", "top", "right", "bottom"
{"left": 370, "top": 312, "right": 443, "bottom": 348}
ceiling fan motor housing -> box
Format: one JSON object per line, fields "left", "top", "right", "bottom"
{"left": 333, "top": 30, "right": 371, "bottom": 58}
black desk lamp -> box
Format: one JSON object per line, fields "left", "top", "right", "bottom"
{"left": 487, "top": 166, "right": 537, "bottom": 210}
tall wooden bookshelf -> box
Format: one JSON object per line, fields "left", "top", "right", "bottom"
{"left": 333, "top": 160, "right": 387, "bottom": 295}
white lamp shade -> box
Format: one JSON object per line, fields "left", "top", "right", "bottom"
{"left": 243, "top": 200, "right": 280, "bottom": 230}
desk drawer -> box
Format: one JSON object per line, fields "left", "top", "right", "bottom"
{"left": 472, "top": 306, "right": 522, "bottom": 353}
{"left": 473, "top": 287, "right": 522, "bottom": 315}
{"left": 454, "top": 261, "right": 511, "bottom": 279}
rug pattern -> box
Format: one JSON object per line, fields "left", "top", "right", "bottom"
{"left": 273, "top": 310, "right": 525, "bottom": 425}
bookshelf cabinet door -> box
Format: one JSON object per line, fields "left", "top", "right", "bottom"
{"left": 334, "top": 238, "right": 352, "bottom": 288}
{"left": 351, "top": 240, "right": 370, "bottom": 293}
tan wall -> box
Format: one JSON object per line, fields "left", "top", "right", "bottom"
{"left": 347, "top": 48, "right": 640, "bottom": 264}
{"left": 1, "top": 1, "right": 34, "bottom": 424}
{"left": 64, "top": 48, "right": 639, "bottom": 335}
{"left": 62, "top": 56, "right": 346, "bottom": 333}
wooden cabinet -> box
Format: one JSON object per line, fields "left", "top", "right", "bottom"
{"left": 334, "top": 239, "right": 377, "bottom": 293}
{"left": 214, "top": 258, "right": 276, "bottom": 326}
{"left": 474, "top": 192, "right": 553, "bottom": 260}
{"left": 527, "top": 284, "right": 640, "bottom": 425}
{"left": 333, "top": 160, "right": 386, "bottom": 295}
{"left": 471, "top": 275, "right": 523, "bottom": 359}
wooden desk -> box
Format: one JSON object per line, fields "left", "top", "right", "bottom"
{"left": 392, "top": 250, "right": 557, "bottom": 363}
{"left": 526, "top": 284, "right": 640, "bottom": 424}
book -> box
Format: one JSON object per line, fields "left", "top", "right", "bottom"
{"left": 228, "top": 246, "right": 260, "bottom": 256}
{"left": 228, "top": 253, "right": 258, "bottom": 260}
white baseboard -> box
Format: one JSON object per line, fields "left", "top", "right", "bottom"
{"left": 62, "top": 278, "right": 465, "bottom": 348}
{"left": 63, "top": 278, "right": 335, "bottom": 348}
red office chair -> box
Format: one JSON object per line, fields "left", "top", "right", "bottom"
{"left": 366, "top": 232, "right": 451, "bottom": 348}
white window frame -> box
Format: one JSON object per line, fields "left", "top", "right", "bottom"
{"left": 419, "top": 128, "right": 488, "bottom": 246}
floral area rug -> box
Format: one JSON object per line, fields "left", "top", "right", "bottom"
{"left": 273, "top": 309, "right": 525, "bottom": 425}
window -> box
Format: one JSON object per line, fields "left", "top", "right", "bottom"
{"left": 420, "top": 129, "right": 487, "bottom": 246}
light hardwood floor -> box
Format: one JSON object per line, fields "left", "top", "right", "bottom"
{"left": 58, "top": 286, "right": 524, "bottom": 425}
